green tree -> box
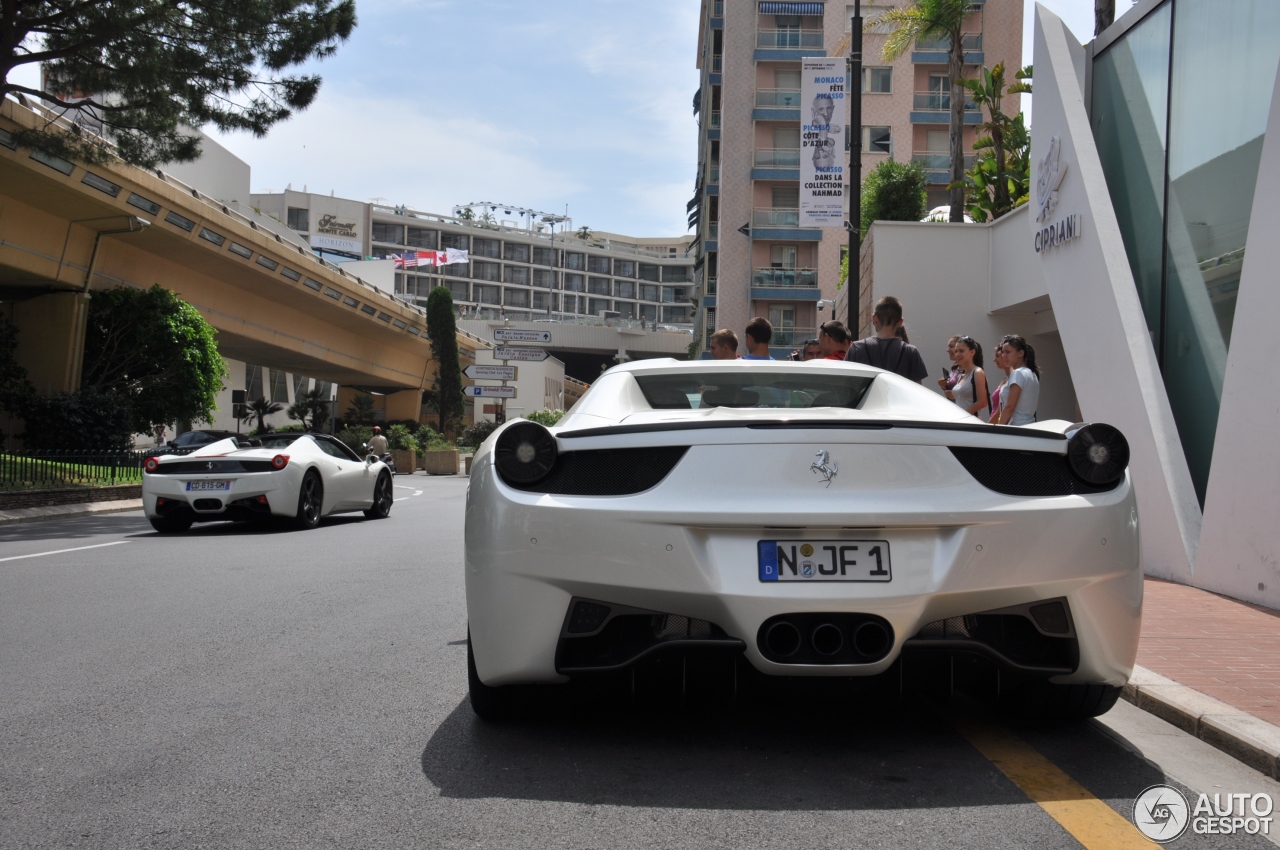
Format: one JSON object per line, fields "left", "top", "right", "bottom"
{"left": 287, "top": 386, "right": 330, "bottom": 431}
{"left": 860, "top": 159, "right": 928, "bottom": 240}
{"left": 575, "top": 226, "right": 593, "bottom": 243}
{"left": 344, "top": 394, "right": 375, "bottom": 424}
{"left": 81, "top": 285, "right": 227, "bottom": 435}
{"left": 425, "top": 286, "right": 464, "bottom": 436}
{"left": 243, "top": 396, "right": 282, "bottom": 432}
{"left": 954, "top": 63, "right": 1031, "bottom": 220}
{"left": 0, "top": 313, "right": 37, "bottom": 437}
{"left": 959, "top": 111, "right": 1031, "bottom": 223}
{"left": 874, "top": 0, "right": 971, "bottom": 222}
{"left": 20, "top": 386, "right": 134, "bottom": 450}
{"left": 1, "top": 0, "right": 356, "bottom": 168}
{"left": 456, "top": 208, "right": 476, "bottom": 221}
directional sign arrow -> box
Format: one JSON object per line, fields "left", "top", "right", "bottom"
{"left": 493, "top": 328, "right": 552, "bottom": 343}
{"left": 494, "top": 347, "right": 550, "bottom": 362}
{"left": 464, "top": 364, "right": 517, "bottom": 381}
{"left": 464, "top": 385, "right": 517, "bottom": 398}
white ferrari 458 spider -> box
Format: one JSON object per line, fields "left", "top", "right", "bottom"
{"left": 465, "top": 359, "right": 1140, "bottom": 720}
{"left": 142, "top": 433, "right": 394, "bottom": 533}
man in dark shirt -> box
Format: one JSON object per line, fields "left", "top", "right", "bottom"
{"left": 845, "top": 296, "right": 929, "bottom": 383}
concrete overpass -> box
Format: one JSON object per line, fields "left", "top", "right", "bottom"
{"left": 0, "top": 99, "right": 487, "bottom": 421}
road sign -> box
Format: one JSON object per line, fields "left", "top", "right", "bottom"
{"left": 493, "top": 328, "right": 552, "bottom": 343}
{"left": 465, "top": 385, "right": 517, "bottom": 398}
{"left": 494, "top": 346, "right": 550, "bottom": 362}
{"left": 464, "top": 364, "right": 517, "bottom": 381}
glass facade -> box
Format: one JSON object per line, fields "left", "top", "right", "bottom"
{"left": 1092, "top": 0, "right": 1280, "bottom": 503}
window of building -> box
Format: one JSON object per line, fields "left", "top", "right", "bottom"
{"left": 473, "top": 260, "right": 501, "bottom": 282}
{"left": 245, "top": 365, "right": 263, "bottom": 401}
{"left": 774, "top": 69, "right": 801, "bottom": 90}
{"left": 473, "top": 237, "right": 501, "bottom": 258}
{"left": 475, "top": 284, "right": 501, "bottom": 305}
{"left": 663, "top": 267, "right": 691, "bottom": 283}
{"left": 504, "top": 288, "right": 530, "bottom": 308}
{"left": 504, "top": 266, "right": 529, "bottom": 285}
{"left": 616, "top": 280, "right": 635, "bottom": 299}
{"left": 444, "top": 262, "right": 469, "bottom": 277}
{"left": 615, "top": 302, "right": 636, "bottom": 319}
{"left": 503, "top": 243, "right": 530, "bottom": 263}
{"left": 587, "top": 256, "right": 611, "bottom": 274}
{"left": 406, "top": 227, "right": 437, "bottom": 249}
{"left": 773, "top": 127, "right": 802, "bottom": 149}
{"left": 662, "top": 306, "right": 693, "bottom": 324}
{"left": 372, "top": 222, "right": 403, "bottom": 244}
{"left": 862, "top": 67, "right": 892, "bottom": 93}
{"left": 640, "top": 303, "right": 658, "bottom": 323}
{"left": 563, "top": 272, "right": 585, "bottom": 292}
{"left": 533, "top": 268, "right": 556, "bottom": 288}
{"left": 447, "top": 281, "right": 469, "bottom": 302}
{"left": 640, "top": 283, "right": 659, "bottom": 302}
{"left": 588, "top": 298, "right": 610, "bottom": 315}
{"left": 562, "top": 294, "right": 578, "bottom": 313}
{"left": 533, "top": 291, "right": 558, "bottom": 312}
{"left": 770, "top": 245, "right": 798, "bottom": 268}
{"left": 287, "top": 207, "right": 309, "bottom": 231}
{"left": 270, "top": 368, "right": 289, "bottom": 403}
{"left": 441, "top": 233, "right": 469, "bottom": 251}
{"left": 639, "top": 264, "right": 661, "bottom": 282}
{"left": 772, "top": 186, "right": 800, "bottom": 208}
{"left": 588, "top": 277, "right": 611, "bottom": 296}
{"left": 564, "top": 251, "right": 585, "bottom": 270}
{"left": 614, "top": 260, "right": 636, "bottom": 278}
{"left": 862, "top": 126, "right": 892, "bottom": 154}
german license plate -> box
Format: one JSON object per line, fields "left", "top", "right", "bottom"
{"left": 185, "top": 480, "right": 231, "bottom": 491}
{"left": 758, "top": 539, "right": 891, "bottom": 582}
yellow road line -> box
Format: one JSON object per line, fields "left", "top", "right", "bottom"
{"left": 957, "top": 718, "right": 1154, "bottom": 849}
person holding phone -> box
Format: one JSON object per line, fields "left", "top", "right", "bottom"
{"left": 937, "top": 336, "right": 961, "bottom": 394}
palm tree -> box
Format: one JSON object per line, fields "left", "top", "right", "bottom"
{"left": 344, "top": 394, "right": 375, "bottom": 424}
{"left": 287, "top": 387, "right": 330, "bottom": 431}
{"left": 958, "top": 62, "right": 1031, "bottom": 218}
{"left": 575, "top": 226, "right": 593, "bottom": 243}
{"left": 874, "top": 0, "right": 971, "bottom": 222}
{"left": 456, "top": 207, "right": 475, "bottom": 222}
{"left": 244, "top": 396, "right": 283, "bottom": 433}
{"left": 478, "top": 211, "right": 496, "bottom": 228}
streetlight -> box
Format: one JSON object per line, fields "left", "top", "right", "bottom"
{"left": 847, "top": 0, "right": 862, "bottom": 330}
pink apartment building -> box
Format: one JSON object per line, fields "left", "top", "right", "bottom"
{"left": 692, "top": 0, "right": 1022, "bottom": 355}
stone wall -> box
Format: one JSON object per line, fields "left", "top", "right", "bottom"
{"left": 0, "top": 485, "right": 141, "bottom": 510}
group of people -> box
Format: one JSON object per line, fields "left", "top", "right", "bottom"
{"left": 704, "top": 295, "right": 1041, "bottom": 426}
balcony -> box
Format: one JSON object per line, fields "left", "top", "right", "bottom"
{"left": 752, "top": 268, "right": 818, "bottom": 287}
{"left": 757, "top": 30, "right": 823, "bottom": 48}
{"left": 756, "top": 88, "right": 802, "bottom": 108}
{"left": 754, "top": 148, "right": 801, "bottom": 168}
{"left": 912, "top": 32, "right": 983, "bottom": 64}
{"left": 713, "top": 0, "right": 724, "bottom": 15}
{"left": 912, "top": 151, "right": 978, "bottom": 185}
{"left": 770, "top": 326, "right": 817, "bottom": 347}
{"left": 706, "top": 277, "right": 717, "bottom": 295}
{"left": 709, "top": 164, "right": 719, "bottom": 184}
{"left": 910, "top": 90, "right": 983, "bottom": 125}
{"left": 707, "top": 223, "right": 719, "bottom": 241}
{"left": 712, "top": 55, "right": 723, "bottom": 73}
{"left": 753, "top": 208, "right": 800, "bottom": 228}
{"left": 709, "top": 110, "right": 721, "bottom": 129}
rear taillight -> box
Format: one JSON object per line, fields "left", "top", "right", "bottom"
{"left": 144, "top": 457, "right": 159, "bottom": 474}
{"left": 271, "top": 454, "right": 290, "bottom": 470}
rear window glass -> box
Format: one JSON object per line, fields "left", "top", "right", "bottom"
{"left": 635, "top": 372, "right": 875, "bottom": 410}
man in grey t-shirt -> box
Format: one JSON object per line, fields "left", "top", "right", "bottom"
{"left": 845, "top": 296, "right": 929, "bottom": 383}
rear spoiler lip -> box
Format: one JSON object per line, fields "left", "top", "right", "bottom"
{"left": 557, "top": 419, "right": 1066, "bottom": 442}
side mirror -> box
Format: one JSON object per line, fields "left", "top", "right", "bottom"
{"left": 365, "top": 454, "right": 376, "bottom": 465}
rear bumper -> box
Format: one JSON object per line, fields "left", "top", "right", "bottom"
{"left": 142, "top": 468, "right": 299, "bottom": 520}
{"left": 465, "top": 445, "right": 1142, "bottom": 688}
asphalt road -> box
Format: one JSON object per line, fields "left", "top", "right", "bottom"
{"left": 2, "top": 476, "right": 1278, "bottom": 849}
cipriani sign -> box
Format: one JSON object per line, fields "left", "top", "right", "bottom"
{"left": 1034, "top": 136, "right": 1083, "bottom": 254}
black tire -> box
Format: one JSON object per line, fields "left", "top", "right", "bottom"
{"left": 364, "top": 471, "right": 393, "bottom": 519}
{"left": 293, "top": 471, "right": 324, "bottom": 530}
{"left": 149, "top": 514, "right": 193, "bottom": 534}
{"left": 467, "top": 634, "right": 536, "bottom": 721}
{"left": 1000, "top": 681, "right": 1122, "bottom": 722}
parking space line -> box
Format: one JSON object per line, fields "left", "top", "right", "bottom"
{"left": 956, "top": 718, "right": 1153, "bottom": 849}
{"left": 0, "top": 541, "right": 130, "bottom": 563}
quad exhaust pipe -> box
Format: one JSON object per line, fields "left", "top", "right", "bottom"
{"left": 757, "top": 614, "right": 894, "bottom": 664}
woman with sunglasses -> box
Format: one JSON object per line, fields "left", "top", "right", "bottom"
{"left": 944, "top": 336, "right": 988, "bottom": 420}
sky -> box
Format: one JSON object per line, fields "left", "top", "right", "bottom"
{"left": 9, "top": 1, "right": 1115, "bottom": 237}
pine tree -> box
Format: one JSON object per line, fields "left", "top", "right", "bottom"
{"left": 1, "top": 0, "right": 356, "bottom": 167}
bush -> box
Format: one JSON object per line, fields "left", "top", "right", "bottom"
{"left": 524, "top": 409, "right": 566, "bottom": 427}
{"left": 336, "top": 425, "right": 374, "bottom": 455}
{"left": 456, "top": 420, "right": 499, "bottom": 449}
{"left": 860, "top": 160, "right": 928, "bottom": 240}
{"left": 20, "top": 387, "right": 134, "bottom": 451}
{"left": 414, "top": 425, "right": 456, "bottom": 451}
{"left": 386, "top": 423, "right": 418, "bottom": 452}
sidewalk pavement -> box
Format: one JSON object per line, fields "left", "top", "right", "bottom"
{"left": 0, "top": 498, "right": 142, "bottom": 526}
{"left": 1126, "top": 577, "right": 1280, "bottom": 779}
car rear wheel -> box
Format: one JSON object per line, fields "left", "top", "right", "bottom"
{"left": 467, "top": 633, "right": 538, "bottom": 721}
{"left": 293, "top": 471, "right": 323, "bottom": 530}
{"left": 364, "top": 471, "right": 393, "bottom": 519}
{"left": 999, "top": 681, "right": 1122, "bottom": 722}
{"left": 149, "top": 514, "right": 193, "bottom": 534}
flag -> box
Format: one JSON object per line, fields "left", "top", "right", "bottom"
{"left": 392, "top": 251, "right": 419, "bottom": 269}
{"left": 442, "top": 248, "right": 469, "bottom": 266}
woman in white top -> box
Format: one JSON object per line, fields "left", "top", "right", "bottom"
{"left": 994, "top": 335, "right": 1040, "bottom": 426}
{"left": 943, "top": 336, "right": 989, "bottom": 420}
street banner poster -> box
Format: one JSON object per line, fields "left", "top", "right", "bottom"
{"left": 800, "top": 57, "right": 847, "bottom": 228}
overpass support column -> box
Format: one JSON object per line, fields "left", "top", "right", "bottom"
{"left": 8, "top": 292, "right": 90, "bottom": 395}
{"left": 385, "top": 389, "right": 424, "bottom": 424}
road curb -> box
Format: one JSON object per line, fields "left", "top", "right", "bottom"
{"left": 0, "top": 499, "right": 143, "bottom": 526}
{"left": 1123, "top": 665, "right": 1280, "bottom": 779}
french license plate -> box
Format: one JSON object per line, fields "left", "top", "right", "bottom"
{"left": 185, "top": 480, "right": 231, "bottom": 491}
{"left": 758, "top": 539, "right": 891, "bottom": 582}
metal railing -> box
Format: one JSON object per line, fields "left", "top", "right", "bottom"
{"left": 758, "top": 30, "right": 824, "bottom": 48}
{"left": 754, "top": 148, "right": 801, "bottom": 168}
{"left": 713, "top": 0, "right": 724, "bottom": 15}
{"left": 706, "top": 277, "right": 717, "bottom": 294}
{"left": 756, "top": 88, "right": 802, "bottom": 107}
{"left": 770, "top": 327, "right": 818, "bottom": 347}
{"left": 709, "top": 110, "right": 721, "bottom": 129}
{"left": 709, "top": 164, "right": 720, "bottom": 184}
{"left": 1, "top": 450, "right": 148, "bottom": 491}
{"left": 707, "top": 223, "right": 719, "bottom": 241}
{"left": 712, "top": 55, "right": 723, "bottom": 72}
{"left": 915, "top": 33, "right": 983, "bottom": 52}
{"left": 912, "top": 91, "right": 980, "bottom": 111}
{"left": 752, "top": 268, "right": 818, "bottom": 287}
{"left": 753, "top": 208, "right": 801, "bottom": 228}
